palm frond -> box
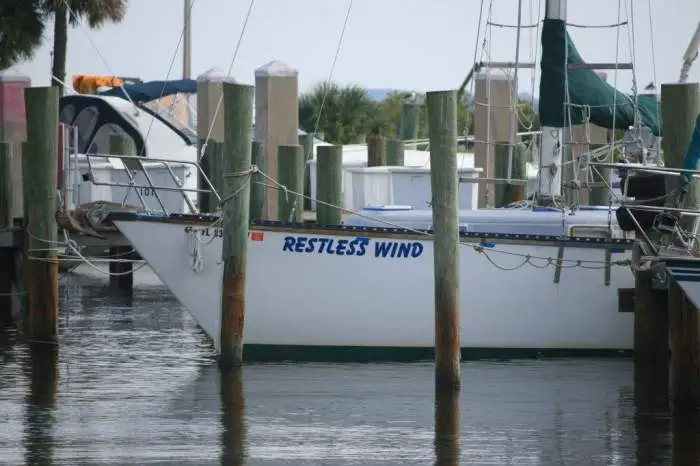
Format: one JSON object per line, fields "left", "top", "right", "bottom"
{"left": 0, "top": 0, "right": 46, "bottom": 69}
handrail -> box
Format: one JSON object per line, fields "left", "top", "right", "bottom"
{"left": 71, "top": 151, "right": 220, "bottom": 215}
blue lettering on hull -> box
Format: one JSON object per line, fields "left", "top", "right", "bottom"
{"left": 282, "top": 235, "right": 424, "bottom": 259}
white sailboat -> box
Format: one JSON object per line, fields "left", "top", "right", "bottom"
{"left": 98, "top": 0, "right": 671, "bottom": 360}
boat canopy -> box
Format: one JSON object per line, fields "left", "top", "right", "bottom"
{"left": 538, "top": 19, "right": 660, "bottom": 136}
{"left": 96, "top": 79, "right": 196, "bottom": 103}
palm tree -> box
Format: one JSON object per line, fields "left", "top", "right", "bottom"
{"left": 299, "top": 82, "right": 380, "bottom": 145}
{"left": 0, "top": 0, "right": 45, "bottom": 70}
{"left": 43, "top": 0, "right": 128, "bottom": 95}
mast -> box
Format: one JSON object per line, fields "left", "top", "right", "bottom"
{"left": 183, "top": 0, "right": 194, "bottom": 131}
{"left": 537, "top": 0, "right": 567, "bottom": 199}
{"left": 183, "top": 0, "right": 192, "bottom": 79}
{"left": 679, "top": 21, "right": 700, "bottom": 84}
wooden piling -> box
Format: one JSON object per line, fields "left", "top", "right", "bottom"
{"left": 426, "top": 90, "right": 461, "bottom": 391}
{"left": 661, "top": 82, "right": 700, "bottom": 410}
{"left": 315, "top": 145, "right": 343, "bottom": 225}
{"left": 669, "top": 281, "right": 700, "bottom": 412}
{"left": 107, "top": 134, "right": 134, "bottom": 295}
{"left": 220, "top": 366, "right": 247, "bottom": 463}
{"left": 387, "top": 138, "right": 405, "bottom": 166}
{"left": 588, "top": 161, "right": 612, "bottom": 206}
{"left": 400, "top": 102, "right": 420, "bottom": 144}
{"left": 434, "top": 390, "right": 461, "bottom": 465}
{"left": 23, "top": 86, "right": 59, "bottom": 342}
{"left": 277, "top": 144, "right": 304, "bottom": 223}
{"left": 208, "top": 141, "right": 224, "bottom": 211}
{"left": 633, "top": 268, "right": 669, "bottom": 407}
{"left": 200, "top": 140, "right": 224, "bottom": 213}
{"left": 219, "top": 82, "right": 254, "bottom": 368}
{"left": 367, "top": 135, "right": 387, "bottom": 167}
{"left": 661, "top": 83, "right": 700, "bottom": 231}
{"left": 249, "top": 140, "right": 265, "bottom": 222}
{"left": 0, "top": 142, "right": 14, "bottom": 320}
{"left": 494, "top": 142, "right": 526, "bottom": 207}
{"left": 299, "top": 133, "right": 314, "bottom": 211}
{"left": 0, "top": 142, "right": 11, "bottom": 228}
{"left": 24, "top": 343, "right": 59, "bottom": 464}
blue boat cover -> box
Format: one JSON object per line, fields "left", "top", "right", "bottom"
{"left": 95, "top": 79, "right": 196, "bottom": 102}
{"left": 681, "top": 114, "right": 700, "bottom": 189}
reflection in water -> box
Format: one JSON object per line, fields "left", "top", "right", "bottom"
{"left": 673, "top": 413, "right": 700, "bottom": 466}
{"left": 6, "top": 272, "right": 700, "bottom": 464}
{"left": 220, "top": 368, "right": 246, "bottom": 466}
{"left": 634, "top": 364, "right": 672, "bottom": 466}
{"left": 434, "top": 390, "right": 460, "bottom": 465}
{"left": 23, "top": 344, "right": 59, "bottom": 466}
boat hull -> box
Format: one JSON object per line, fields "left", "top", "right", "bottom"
{"left": 112, "top": 216, "right": 635, "bottom": 359}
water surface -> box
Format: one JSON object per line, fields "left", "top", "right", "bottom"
{"left": 0, "top": 269, "right": 692, "bottom": 465}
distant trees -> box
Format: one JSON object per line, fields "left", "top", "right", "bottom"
{"left": 299, "top": 81, "right": 539, "bottom": 146}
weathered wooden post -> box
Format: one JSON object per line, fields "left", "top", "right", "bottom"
{"left": 23, "top": 86, "right": 59, "bottom": 342}
{"left": 196, "top": 70, "right": 230, "bottom": 213}
{"left": 200, "top": 141, "right": 224, "bottom": 213}
{"left": 387, "top": 138, "right": 405, "bottom": 166}
{"left": 367, "top": 135, "right": 387, "bottom": 167}
{"left": 400, "top": 102, "right": 420, "bottom": 145}
{"left": 0, "top": 142, "right": 14, "bottom": 319}
{"left": 24, "top": 343, "right": 59, "bottom": 464}
{"left": 434, "top": 390, "right": 460, "bottom": 465}
{"left": 220, "top": 82, "right": 254, "bottom": 368}
{"left": 299, "top": 133, "right": 314, "bottom": 211}
{"left": 108, "top": 134, "right": 134, "bottom": 295}
{"left": 0, "top": 142, "right": 11, "bottom": 228}
{"left": 220, "top": 367, "right": 247, "bottom": 462}
{"left": 662, "top": 82, "right": 700, "bottom": 412}
{"left": 316, "top": 145, "right": 343, "bottom": 225}
{"left": 277, "top": 144, "right": 304, "bottom": 223}
{"left": 427, "top": 89, "right": 461, "bottom": 391}
{"left": 633, "top": 265, "right": 669, "bottom": 409}
{"left": 494, "top": 142, "right": 526, "bottom": 207}
{"left": 205, "top": 140, "right": 224, "bottom": 211}
{"left": 249, "top": 140, "right": 265, "bottom": 222}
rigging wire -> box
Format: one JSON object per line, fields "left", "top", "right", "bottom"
{"left": 60, "top": 0, "right": 138, "bottom": 110}
{"left": 198, "top": 0, "right": 257, "bottom": 162}
{"left": 140, "top": 0, "right": 197, "bottom": 155}
{"left": 306, "top": 0, "right": 355, "bottom": 160}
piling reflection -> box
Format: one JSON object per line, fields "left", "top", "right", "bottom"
{"left": 635, "top": 365, "right": 671, "bottom": 465}
{"left": 434, "top": 389, "right": 460, "bottom": 465}
{"left": 672, "top": 413, "right": 700, "bottom": 466}
{"left": 23, "top": 343, "right": 59, "bottom": 466}
{"left": 220, "top": 367, "right": 246, "bottom": 466}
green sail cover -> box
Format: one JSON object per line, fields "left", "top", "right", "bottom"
{"left": 538, "top": 19, "right": 660, "bottom": 136}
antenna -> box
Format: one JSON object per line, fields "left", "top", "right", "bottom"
{"left": 679, "top": 21, "right": 700, "bottom": 83}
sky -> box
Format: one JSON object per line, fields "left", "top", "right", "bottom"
{"left": 12, "top": 0, "right": 700, "bottom": 97}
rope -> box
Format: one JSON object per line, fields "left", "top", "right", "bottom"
{"left": 176, "top": 162, "right": 631, "bottom": 272}
{"left": 245, "top": 169, "right": 631, "bottom": 271}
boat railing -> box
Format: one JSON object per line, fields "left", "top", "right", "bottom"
{"left": 61, "top": 131, "right": 218, "bottom": 216}
{"left": 84, "top": 152, "right": 217, "bottom": 215}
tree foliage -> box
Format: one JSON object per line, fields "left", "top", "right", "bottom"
{"left": 299, "top": 82, "right": 541, "bottom": 146}
{"left": 42, "top": 0, "right": 128, "bottom": 94}
{"left": 0, "top": 0, "right": 45, "bottom": 70}
{"left": 0, "top": 0, "right": 128, "bottom": 90}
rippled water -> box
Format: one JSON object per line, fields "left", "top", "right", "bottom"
{"left": 0, "top": 268, "right": 695, "bottom": 465}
